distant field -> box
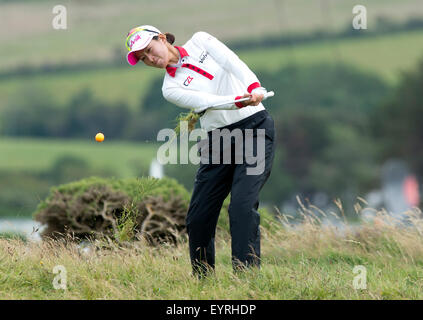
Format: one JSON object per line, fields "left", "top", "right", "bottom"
{"left": 1, "top": 30, "right": 423, "bottom": 109}
{"left": 0, "top": 137, "right": 160, "bottom": 178}
{"left": 0, "top": 65, "right": 160, "bottom": 110}
{"left": 1, "top": 0, "right": 422, "bottom": 70}
{"left": 241, "top": 29, "right": 423, "bottom": 83}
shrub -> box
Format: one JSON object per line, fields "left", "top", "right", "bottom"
{"left": 33, "top": 176, "right": 191, "bottom": 245}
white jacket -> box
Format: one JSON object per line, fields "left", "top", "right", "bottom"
{"left": 162, "top": 31, "right": 267, "bottom": 132}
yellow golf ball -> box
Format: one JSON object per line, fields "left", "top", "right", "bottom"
{"left": 95, "top": 133, "right": 104, "bottom": 142}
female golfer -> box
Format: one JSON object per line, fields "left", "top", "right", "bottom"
{"left": 125, "top": 25, "right": 275, "bottom": 277}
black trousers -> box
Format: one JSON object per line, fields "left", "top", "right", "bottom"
{"left": 186, "top": 110, "right": 275, "bottom": 275}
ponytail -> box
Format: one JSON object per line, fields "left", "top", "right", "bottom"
{"left": 164, "top": 32, "right": 175, "bottom": 44}
{"left": 152, "top": 32, "right": 176, "bottom": 45}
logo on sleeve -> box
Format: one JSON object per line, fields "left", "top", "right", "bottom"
{"left": 184, "top": 76, "right": 194, "bottom": 86}
{"left": 199, "top": 51, "right": 208, "bottom": 63}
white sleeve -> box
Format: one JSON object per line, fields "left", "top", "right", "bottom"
{"left": 162, "top": 86, "right": 239, "bottom": 113}
{"left": 192, "top": 31, "right": 263, "bottom": 93}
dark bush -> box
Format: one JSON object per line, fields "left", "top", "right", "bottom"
{"left": 371, "top": 57, "right": 423, "bottom": 179}
{"left": 33, "top": 176, "right": 191, "bottom": 245}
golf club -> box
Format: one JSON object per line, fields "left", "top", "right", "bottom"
{"left": 195, "top": 91, "right": 275, "bottom": 114}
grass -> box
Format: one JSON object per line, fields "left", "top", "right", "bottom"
{"left": 242, "top": 29, "right": 423, "bottom": 84}
{"left": 2, "top": 29, "right": 423, "bottom": 111}
{"left": 1, "top": 202, "right": 423, "bottom": 299}
{"left": 0, "top": 137, "right": 160, "bottom": 178}
{"left": 0, "top": 66, "right": 159, "bottom": 110}
{"left": 0, "top": 231, "right": 27, "bottom": 242}
{"left": 1, "top": 0, "right": 422, "bottom": 70}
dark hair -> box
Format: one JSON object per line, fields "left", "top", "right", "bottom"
{"left": 152, "top": 32, "right": 175, "bottom": 45}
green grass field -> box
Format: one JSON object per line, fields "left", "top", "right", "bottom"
{"left": 2, "top": 29, "right": 423, "bottom": 110}
{"left": 0, "top": 137, "right": 159, "bottom": 178}
{"left": 1, "top": 0, "right": 422, "bottom": 70}
{"left": 242, "top": 29, "right": 423, "bottom": 83}
{"left": 1, "top": 208, "right": 423, "bottom": 299}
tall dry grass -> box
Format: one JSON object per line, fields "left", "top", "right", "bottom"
{"left": 1, "top": 199, "right": 423, "bottom": 299}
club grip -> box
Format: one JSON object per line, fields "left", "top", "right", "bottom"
{"left": 264, "top": 91, "right": 275, "bottom": 100}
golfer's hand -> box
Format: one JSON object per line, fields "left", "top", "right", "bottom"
{"left": 241, "top": 92, "right": 264, "bottom": 107}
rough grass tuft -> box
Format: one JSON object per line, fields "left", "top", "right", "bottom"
{"left": 2, "top": 199, "right": 423, "bottom": 299}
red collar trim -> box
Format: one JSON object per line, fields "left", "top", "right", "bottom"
{"left": 175, "top": 46, "right": 189, "bottom": 59}
{"left": 166, "top": 46, "right": 189, "bottom": 77}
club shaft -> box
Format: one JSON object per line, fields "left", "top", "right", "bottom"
{"left": 210, "top": 91, "right": 275, "bottom": 109}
